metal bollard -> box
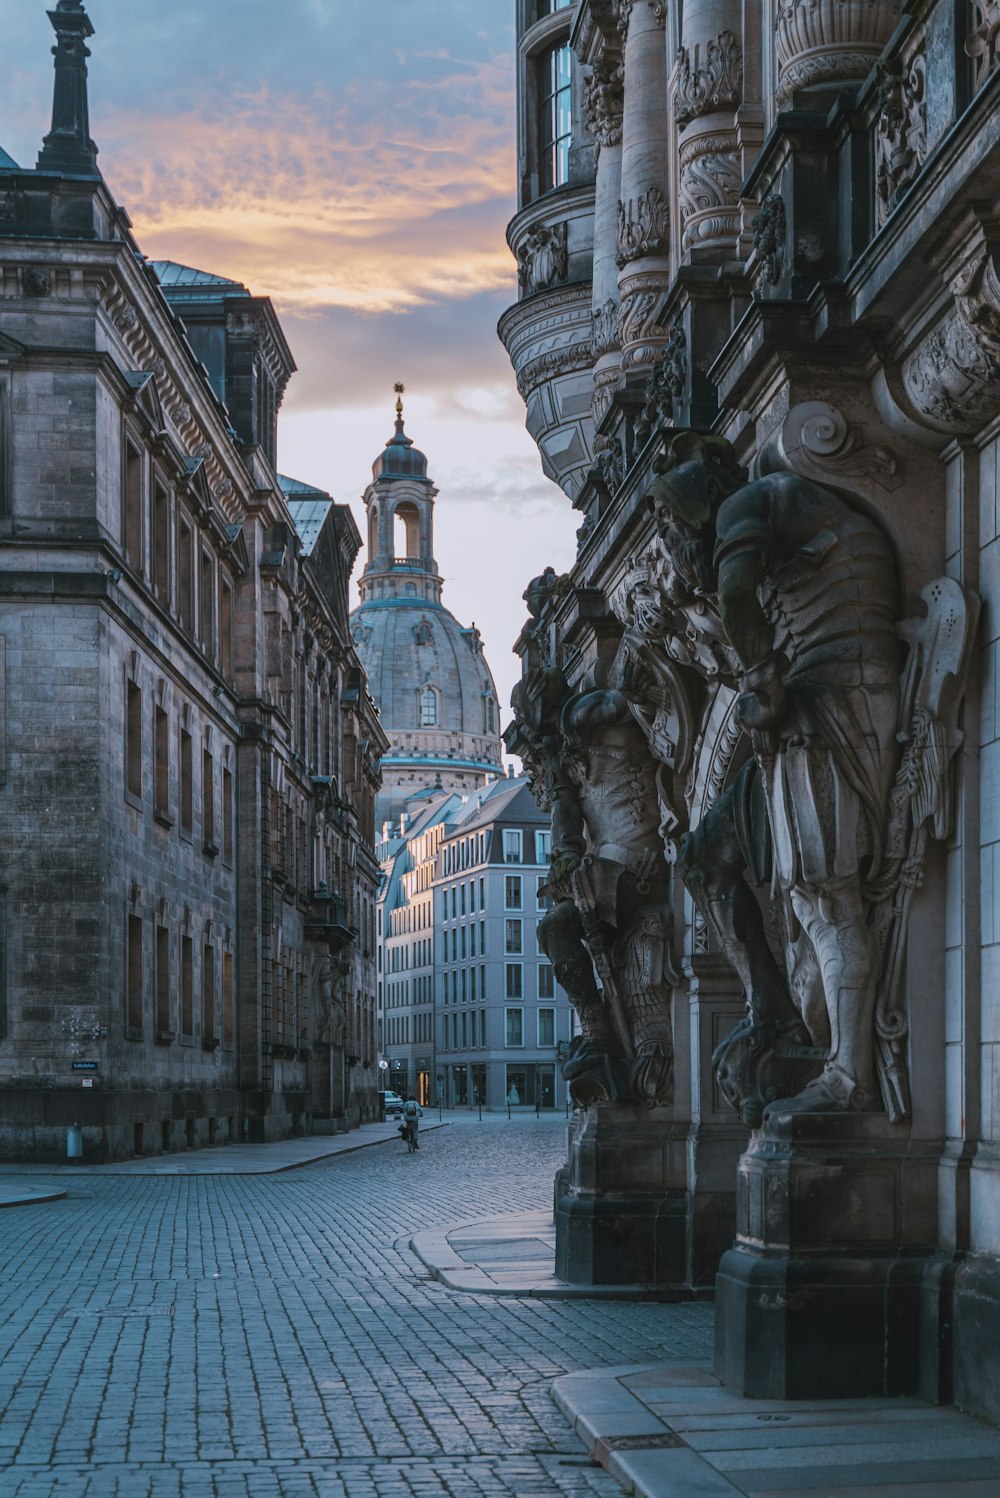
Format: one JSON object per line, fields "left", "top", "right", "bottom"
{"left": 66, "top": 1124, "right": 83, "bottom": 1164}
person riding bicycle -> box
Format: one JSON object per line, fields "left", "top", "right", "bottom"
{"left": 401, "top": 1096, "right": 422, "bottom": 1149}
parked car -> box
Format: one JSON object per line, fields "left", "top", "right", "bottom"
{"left": 382, "top": 1091, "right": 405, "bottom": 1118}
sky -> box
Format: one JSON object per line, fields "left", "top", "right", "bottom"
{"left": 0, "top": 0, "right": 579, "bottom": 724}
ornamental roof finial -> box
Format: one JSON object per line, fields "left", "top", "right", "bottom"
{"left": 37, "top": 0, "right": 99, "bottom": 176}
{"left": 394, "top": 382, "right": 405, "bottom": 434}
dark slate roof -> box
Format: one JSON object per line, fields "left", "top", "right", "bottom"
{"left": 286, "top": 494, "right": 333, "bottom": 555}
{"left": 150, "top": 261, "right": 246, "bottom": 291}
{"left": 0, "top": 146, "right": 18, "bottom": 171}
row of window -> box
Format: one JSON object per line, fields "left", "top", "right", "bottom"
{"left": 438, "top": 1002, "right": 554, "bottom": 1055}
{"left": 122, "top": 435, "right": 234, "bottom": 675}
{"left": 125, "top": 913, "right": 234, "bottom": 1047}
{"left": 126, "top": 680, "right": 234, "bottom": 861}
{"left": 385, "top": 1012, "right": 434, "bottom": 1047}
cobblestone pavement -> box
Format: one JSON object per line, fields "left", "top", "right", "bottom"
{"left": 0, "top": 1114, "right": 713, "bottom": 1497}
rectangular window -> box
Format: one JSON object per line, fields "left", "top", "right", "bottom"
{"left": 505, "top": 1007, "right": 524, "bottom": 1048}
{"left": 179, "top": 727, "right": 193, "bottom": 836}
{"left": 538, "top": 963, "right": 555, "bottom": 999}
{"left": 223, "top": 950, "right": 234, "bottom": 1046}
{"left": 200, "top": 550, "right": 215, "bottom": 656}
{"left": 460, "top": 926, "right": 467, "bottom": 959}
{"left": 178, "top": 517, "right": 194, "bottom": 633}
{"left": 461, "top": 969, "right": 467, "bottom": 1003}
{"left": 539, "top": 42, "right": 572, "bottom": 193}
{"left": 126, "top": 914, "right": 143, "bottom": 1034}
{"left": 180, "top": 934, "right": 194, "bottom": 1037}
{"left": 537, "top": 875, "right": 552, "bottom": 912}
{"left": 223, "top": 767, "right": 234, "bottom": 862}
{"left": 460, "top": 884, "right": 466, "bottom": 915}
{"left": 505, "top": 964, "right": 523, "bottom": 1000}
{"left": 479, "top": 877, "right": 485, "bottom": 909}
{"left": 461, "top": 1011, "right": 467, "bottom": 1049}
{"left": 203, "top": 943, "right": 216, "bottom": 1042}
{"left": 126, "top": 680, "right": 142, "bottom": 800}
{"left": 504, "top": 875, "right": 522, "bottom": 910}
{"left": 470, "top": 967, "right": 477, "bottom": 1002}
{"left": 538, "top": 1008, "right": 556, "bottom": 1047}
{"left": 535, "top": 830, "right": 551, "bottom": 865}
{"left": 153, "top": 482, "right": 170, "bottom": 603}
{"left": 155, "top": 925, "right": 171, "bottom": 1039}
{"left": 505, "top": 919, "right": 522, "bottom": 955}
{"left": 470, "top": 924, "right": 476, "bottom": 958}
{"left": 503, "top": 829, "right": 522, "bottom": 864}
{"left": 203, "top": 749, "right": 216, "bottom": 852}
{"left": 451, "top": 887, "right": 457, "bottom": 919}
{"left": 479, "top": 1009, "right": 487, "bottom": 1047}
{"left": 154, "top": 706, "right": 169, "bottom": 821}
{"left": 469, "top": 882, "right": 476, "bottom": 915}
{"left": 124, "top": 442, "right": 143, "bottom": 573}
{"left": 220, "top": 578, "right": 234, "bottom": 678}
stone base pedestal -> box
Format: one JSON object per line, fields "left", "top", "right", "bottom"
{"left": 715, "top": 1110, "right": 938, "bottom": 1398}
{"left": 555, "top": 1102, "right": 689, "bottom": 1287}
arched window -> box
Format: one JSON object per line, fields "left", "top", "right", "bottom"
{"left": 420, "top": 687, "right": 437, "bottom": 727}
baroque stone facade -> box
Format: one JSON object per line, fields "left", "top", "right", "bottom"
{"left": 0, "top": 3, "right": 387, "bottom": 1161}
{"left": 503, "top": 0, "right": 1000, "bottom": 1428}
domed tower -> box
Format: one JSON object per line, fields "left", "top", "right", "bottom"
{"left": 350, "top": 387, "right": 503, "bottom": 823}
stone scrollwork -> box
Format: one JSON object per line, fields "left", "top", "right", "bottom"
{"left": 751, "top": 193, "right": 787, "bottom": 285}
{"left": 617, "top": 275, "right": 670, "bottom": 371}
{"left": 760, "top": 400, "right": 904, "bottom": 492}
{"left": 516, "top": 339, "right": 595, "bottom": 401}
{"left": 617, "top": 187, "right": 670, "bottom": 267}
{"left": 875, "top": 52, "right": 927, "bottom": 227}
{"left": 679, "top": 132, "right": 742, "bottom": 252}
{"left": 775, "top": 0, "right": 901, "bottom": 106}
{"left": 966, "top": 1, "right": 1000, "bottom": 92}
{"left": 517, "top": 221, "right": 569, "bottom": 295}
{"left": 902, "top": 238, "right": 1000, "bottom": 431}
{"left": 674, "top": 31, "right": 743, "bottom": 127}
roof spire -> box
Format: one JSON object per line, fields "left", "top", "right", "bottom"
{"left": 37, "top": 0, "right": 100, "bottom": 176}
{"left": 393, "top": 382, "right": 406, "bottom": 438}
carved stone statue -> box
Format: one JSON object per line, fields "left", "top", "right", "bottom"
{"left": 315, "top": 951, "right": 349, "bottom": 1047}
{"left": 510, "top": 665, "right": 677, "bottom": 1108}
{"left": 640, "top": 433, "right": 977, "bottom": 1125}
{"left": 648, "top": 434, "right": 903, "bottom": 1118}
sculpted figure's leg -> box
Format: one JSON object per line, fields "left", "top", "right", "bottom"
{"left": 615, "top": 902, "right": 674, "bottom": 1106}
{"left": 771, "top": 881, "right": 879, "bottom": 1113}
{"left": 538, "top": 899, "right": 617, "bottom": 1054}
{"left": 679, "top": 790, "right": 799, "bottom": 1031}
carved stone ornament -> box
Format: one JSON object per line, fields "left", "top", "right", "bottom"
{"left": 751, "top": 193, "right": 787, "bottom": 284}
{"left": 592, "top": 363, "right": 621, "bottom": 424}
{"left": 21, "top": 266, "right": 52, "bottom": 298}
{"left": 775, "top": 0, "right": 901, "bottom": 106}
{"left": 516, "top": 339, "right": 595, "bottom": 400}
{"left": 592, "top": 297, "right": 621, "bottom": 357}
{"left": 517, "top": 221, "right": 569, "bottom": 295}
{"left": 678, "top": 132, "right": 742, "bottom": 251}
{"left": 213, "top": 478, "right": 234, "bottom": 502}
{"left": 115, "top": 304, "right": 139, "bottom": 334}
{"left": 634, "top": 325, "right": 687, "bottom": 447}
{"left": 674, "top": 31, "right": 743, "bottom": 127}
{"left": 875, "top": 52, "right": 927, "bottom": 228}
{"left": 617, "top": 0, "right": 666, "bottom": 43}
{"left": 584, "top": 54, "right": 624, "bottom": 158}
{"left": 761, "top": 400, "right": 904, "bottom": 491}
{"left": 617, "top": 275, "right": 670, "bottom": 371}
{"left": 592, "top": 433, "right": 625, "bottom": 494}
{"left": 966, "top": 1, "right": 1000, "bottom": 91}
{"left": 617, "top": 187, "right": 670, "bottom": 267}
{"left": 172, "top": 403, "right": 192, "bottom": 429}
{"left": 902, "top": 240, "right": 1000, "bottom": 430}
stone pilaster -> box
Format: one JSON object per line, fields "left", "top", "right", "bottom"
{"left": 616, "top": 0, "right": 670, "bottom": 378}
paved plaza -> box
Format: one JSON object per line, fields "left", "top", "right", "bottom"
{"left": 0, "top": 1114, "right": 713, "bottom": 1497}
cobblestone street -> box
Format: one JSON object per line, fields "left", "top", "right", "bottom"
{"left": 0, "top": 1116, "right": 713, "bottom": 1497}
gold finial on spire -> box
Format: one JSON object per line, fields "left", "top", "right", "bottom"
{"left": 394, "top": 382, "right": 405, "bottom": 419}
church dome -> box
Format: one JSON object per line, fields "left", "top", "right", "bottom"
{"left": 351, "top": 388, "right": 503, "bottom": 820}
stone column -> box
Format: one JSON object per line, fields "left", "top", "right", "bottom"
{"left": 674, "top": 0, "right": 743, "bottom": 263}
{"left": 585, "top": 54, "right": 625, "bottom": 423}
{"left": 616, "top": 0, "right": 671, "bottom": 378}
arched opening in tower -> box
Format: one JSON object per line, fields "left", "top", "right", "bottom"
{"left": 393, "top": 502, "right": 420, "bottom": 561}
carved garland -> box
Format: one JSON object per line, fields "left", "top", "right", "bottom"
{"left": 516, "top": 340, "right": 595, "bottom": 400}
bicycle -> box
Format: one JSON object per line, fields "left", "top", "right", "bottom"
{"left": 403, "top": 1120, "right": 419, "bottom": 1153}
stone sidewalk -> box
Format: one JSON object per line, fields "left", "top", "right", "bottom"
{"left": 417, "top": 1211, "right": 1000, "bottom": 1497}
{"left": 0, "top": 1117, "right": 447, "bottom": 1176}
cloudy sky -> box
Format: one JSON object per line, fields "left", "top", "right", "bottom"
{"left": 2, "top": 0, "right": 579, "bottom": 721}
